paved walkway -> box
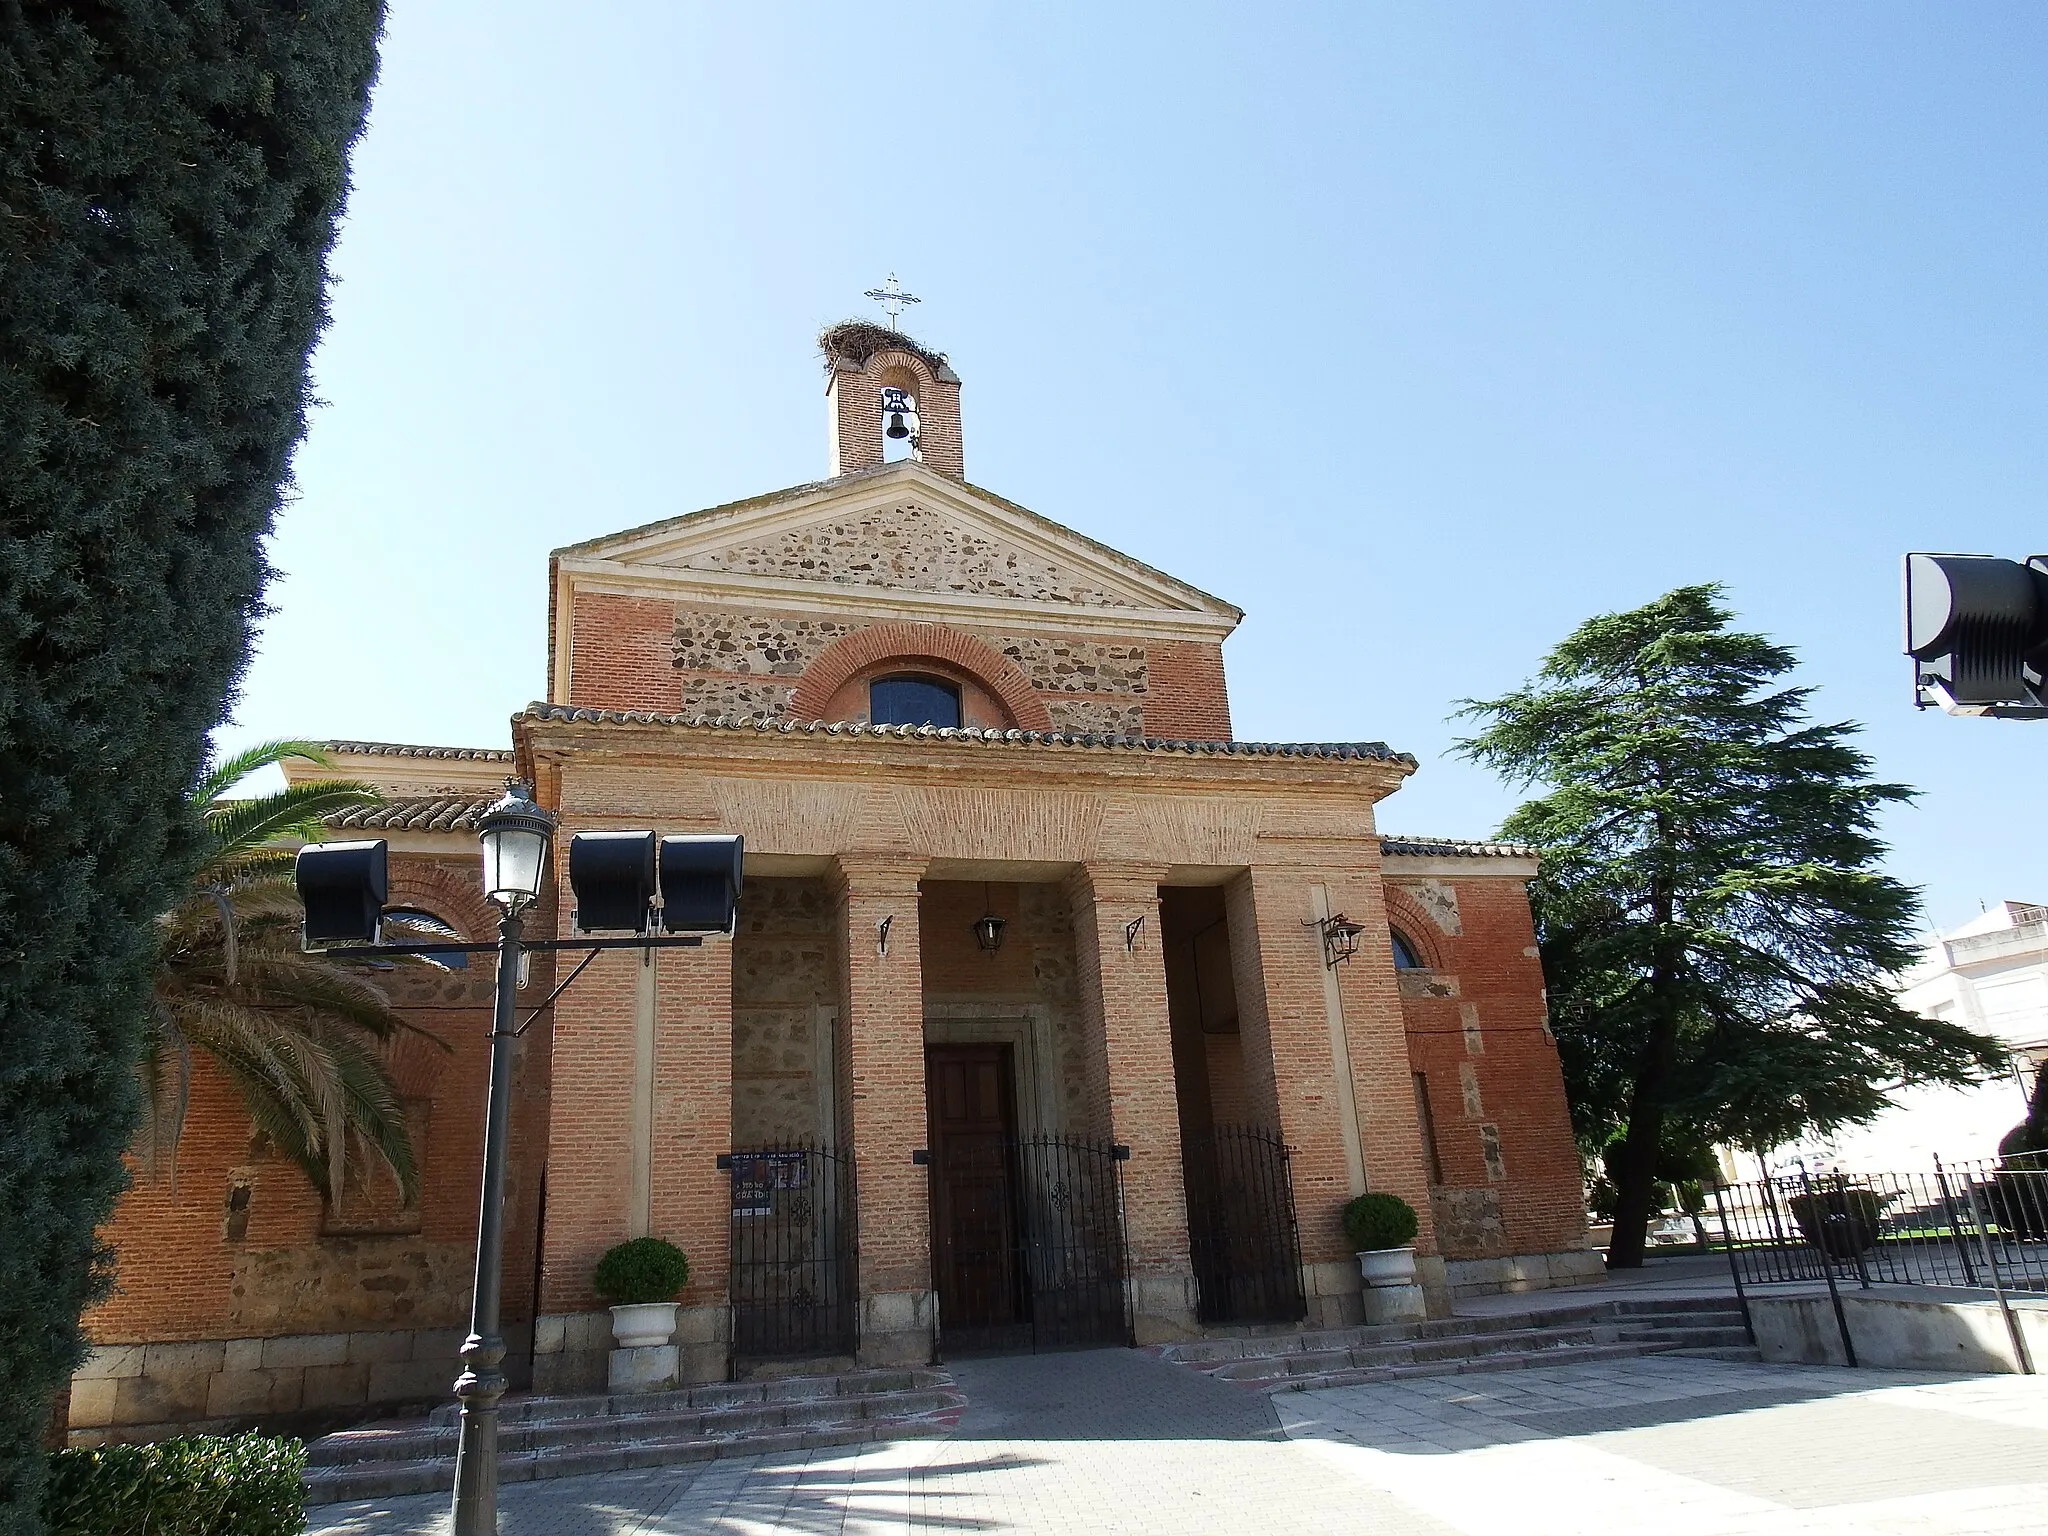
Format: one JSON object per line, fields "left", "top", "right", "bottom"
{"left": 308, "top": 1350, "right": 2048, "bottom": 1535}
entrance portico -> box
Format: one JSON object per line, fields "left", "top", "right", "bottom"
{"left": 524, "top": 707, "right": 1435, "bottom": 1387}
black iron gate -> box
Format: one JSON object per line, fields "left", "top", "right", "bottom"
{"left": 929, "top": 1133, "right": 1132, "bottom": 1353}
{"left": 1182, "top": 1124, "right": 1307, "bottom": 1325}
{"left": 721, "top": 1141, "right": 857, "bottom": 1367}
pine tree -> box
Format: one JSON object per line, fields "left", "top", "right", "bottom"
{"left": 1457, "top": 586, "right": 2003, "bottom": 1268}
{"left": 0, "top": 7, "right": 381, "bottom": 1525}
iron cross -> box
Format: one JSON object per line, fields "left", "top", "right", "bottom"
{"left": 862, "top": 273, "right": 921, "bottom": 330}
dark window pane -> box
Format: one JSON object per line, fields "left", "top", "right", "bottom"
{"left": 1390, "top": 929, "right": 1423, "bottom": 970}
{"left": 870, "top": 674, "right": 962, "bottom": 728}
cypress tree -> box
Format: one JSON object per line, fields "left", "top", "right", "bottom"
{"left": 0, "top": 6, "right": 381, "bottom": 1527}
{"left": 1457, "top": 586, "right": 2004, "bottom": 1268}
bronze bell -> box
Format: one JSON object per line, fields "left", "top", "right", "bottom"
{"left": 886, "top": 411, "right": 911, "bottom": 440}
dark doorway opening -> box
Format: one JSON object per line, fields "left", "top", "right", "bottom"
{"left": 925, "top": 1043, "right": 1027, "bottom": 1353}
{"left": 924, "top": 1043, "right": 1132, "bottom": 1355}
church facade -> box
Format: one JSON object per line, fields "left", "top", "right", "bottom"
{"left": 71, "top": 326, "right": 1595, "bottom": 1438}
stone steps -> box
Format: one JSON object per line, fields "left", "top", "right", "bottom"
{"left": 1155, "top": 1295, "right": 1755, "bottom": 1395}
{"left": 303, "top": 1368, "right": 964, "bottom": 1504}
{"left": 1262, "top": 1341, "right": 1656, "bottom": 1395}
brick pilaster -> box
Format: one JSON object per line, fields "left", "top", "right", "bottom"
{"left": 1066, "top": 862, "right": 1196, "bottom": 1343}
{"left": 831, "top": 854, "right": 934, "bottom": 1365}
{"left": 648, "top": 935, "right": 733, "bottom": 1382}
{"left": 1329, "top": 872, "right": 1441, "bottom": 1259}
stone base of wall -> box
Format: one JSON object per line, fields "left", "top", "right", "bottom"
{"left": 1129, "top": 1272, "right": 1200, "bottom": 1345}
{"left": 67, "top": 1325, "right": 522, "bottom": 1445}
{"left": 1302, "top": 1258, "right": 1365, "bottom": 1329}
{"left": 855, "top": 1289, "right": 936, "bottom": 1367}
{"left": 1443, "top": 1248, "right": 1606, "bottom": 1300}
{"left": 534, "top": 1305, "right": 728, "bottom": 1394}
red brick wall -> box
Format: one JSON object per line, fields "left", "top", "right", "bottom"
{"left": 568, "top": 592, "right": 678, "bottom": 711}
{"left": 1142, "top": 641, "right": 1232, "bottom": 740}
{"left": 86, "top": 855, "right": 551, "bottom": 1353}
{"left": 1388, "top": 876, "right": 1587, "bottom": 1258}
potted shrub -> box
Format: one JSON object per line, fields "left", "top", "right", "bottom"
{"left": 1342, "top": 1191, "right": 1419, "bottom": 1286}
{"left": 1786, "top": 1184, "right": 1887, "bottom": 1259}
{"left": 594, "top": 1237, "right": 689, "bottom": 1347}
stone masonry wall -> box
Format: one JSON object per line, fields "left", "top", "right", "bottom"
{"left": 663, "top": 602, "right": 1157, "bottom": 736}
{"left": 732, "top": 877, "right": 838, "bottom": 1144}
{"left": 677, "top": 500, "right": 1140, "bottom": 608}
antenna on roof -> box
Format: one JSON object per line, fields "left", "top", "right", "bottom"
{"left": 862, "top": 273, "right": 920, "bottom": 331}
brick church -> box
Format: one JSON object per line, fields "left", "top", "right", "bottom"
{"left": 71, "top": 324, "right": 1595, "bottom": 1439}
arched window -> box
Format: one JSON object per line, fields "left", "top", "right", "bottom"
{"left": 384, "top": 907, "right": 467, "bottom": 969}
{"left": 869, "top": 673, "right": 962, "bottom": 728}
{"left": 1390, "top": 928, "right": 1426, "bottom": 971}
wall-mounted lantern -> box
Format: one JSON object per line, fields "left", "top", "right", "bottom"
{"left": 1314, "top": 913, "right": 1366, "bottom": 969}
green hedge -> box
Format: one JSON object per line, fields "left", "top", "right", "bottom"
{"left": 1341, "top": 1191, "right": 1419, "bottom": 1252}
{"left": 43, "top": 1435, "right": 306, "bottom": 1536}
{"left": 594, "top": 1237, "right": 690, "bottom": 1305}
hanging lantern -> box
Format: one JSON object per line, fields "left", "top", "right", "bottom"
{"left": 973, "top": 883, "right": 1006, "bottom": 954}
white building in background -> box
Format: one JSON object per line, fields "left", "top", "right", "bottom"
{"left": 1765, "top": 902, "right": 2048, "bottom": 1174}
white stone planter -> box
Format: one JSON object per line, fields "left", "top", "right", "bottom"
{"left": 1355, "top": 1245, "right": 1418, "bottom": 1288}
{"left": 608, "top": 1301, "right": 679, "bottom": 1349}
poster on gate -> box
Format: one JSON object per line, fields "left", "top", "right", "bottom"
{"left": 729, "top": 1150, "right": 808, "bottom": 1217}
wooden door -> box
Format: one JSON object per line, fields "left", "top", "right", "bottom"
{"left": 925, "top": 1043, "right": 1023, "bottom": 1344}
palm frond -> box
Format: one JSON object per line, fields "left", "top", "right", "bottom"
{"left": 195, "top": 739, "right": 333, "bottom": 805}
{"left": 203, "top": 780, "right": 382, "bottom": 869}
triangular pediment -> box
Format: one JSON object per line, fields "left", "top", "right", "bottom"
{"left": 555, "top": 461, "right": 1240, "bottom": 626}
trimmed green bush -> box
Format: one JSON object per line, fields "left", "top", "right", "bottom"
{"left": 1787, "top": 1186, "right": 1888, "bottom": 1258}
{"left": 1341, "top": 1191, "right": 1419, "bottom": 1253}
{"left": 594, "top": 1238, "right": 690, "bottom": 1305}
{"left": 42, "top": 1434, "right": 306, "bottom": 1536}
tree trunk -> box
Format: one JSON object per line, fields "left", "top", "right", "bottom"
{"left": 1606, "top": 1085, "right": 1666, "bottom": 1268}
{"left": 1611, "top": 797, "right": 1682, "bottom": 1269}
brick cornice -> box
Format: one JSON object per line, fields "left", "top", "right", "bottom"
{"left": 791, "top": 621, "right": 1053, "bottom": 730}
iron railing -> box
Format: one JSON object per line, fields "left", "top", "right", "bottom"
{"left": 1182, "top": 1124, "right": 1307, "bottom": 1326}
{"left": 721, "top": 1141, "right": 857, "bottom": 1367}
{"left": 1709, "top": 1154, "right": 2046, "bottom": 1370}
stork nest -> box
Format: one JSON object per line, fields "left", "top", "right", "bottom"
{"left": 818, "top": 319, "right": 948, "bottom": 375}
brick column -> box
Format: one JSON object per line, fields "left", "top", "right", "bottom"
{"left": 1067, "top": 863, "right": 1196, "bottom": 1343}
{"left": 649, "top": 936, "right": 733, "bottom": 1383}
{"left": 1226, "top": 865, "right": 1441, "bottom": 1323}
{"left": 831, "top": 854, "right": 933, "bottom": 1365}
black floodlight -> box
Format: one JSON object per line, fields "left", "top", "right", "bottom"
{"left": 296, "top": 839, "right": 389, "bottom": 946}
{"left": 1904, "top": 553, "right": 2048, "bottom": 717}
{"left": 658, "top": 833, "right": 744, "bottom": 934}
{"left": 568, "top": 830, "right": 658, "bottom": 933}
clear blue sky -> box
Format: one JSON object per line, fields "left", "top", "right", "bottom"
{"left": 228, "top": 2, "right": 2048, "bottom": 933}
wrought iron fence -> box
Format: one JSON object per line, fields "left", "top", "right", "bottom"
{"left": 1709, "top": 1154, "right": 2047, "bottom": 1370}
{"left": 1182, "top": 1124, "right": 1307, "bottom": 1326}
{"left": 721, "top": 1141, "right": 857, "bottom": 1366}
{"left": 1009, "top": 1133, "right": 1133, "bottom": 1350}
{"left": 1710, "top": 1158, "right": 2048, "bottom": 1295}
{"left": 929, "top": 1132, "right": 1132, "bottom": 1353}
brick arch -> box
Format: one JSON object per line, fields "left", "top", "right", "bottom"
{"left": 386, "top": 858, "right": 497, "bottom": 943}
{"left": 789, "top": 621, "right": 1053, "bottom": 729}
{"left": 866, "top": 347, "right": 938, "bottom": 394}
{"left": 1380, "top": 887, "right": 1449, "bottom": 972}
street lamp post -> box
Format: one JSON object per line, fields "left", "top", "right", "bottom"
{"left": 294, "top": 793, "right": 741, "bottom": 1536}
{"left": 451, "top": 783, "right": 555, "bottom": 1536}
